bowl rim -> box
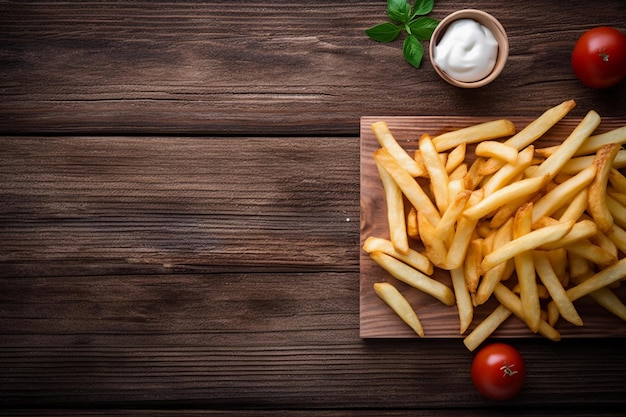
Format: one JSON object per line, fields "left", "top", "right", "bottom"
{"left": 429, "top": 9, "right": 509, "bottom": 88}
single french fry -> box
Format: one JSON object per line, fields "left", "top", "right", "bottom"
{"left": 369, "top": 252, "right": 456, "bottom": 306}
{"left": 513, "top": 203, "right": 541, "bottom": 333}
{"left": 449, "top": 163, "right": 468, "bottom": 181}
{"left": 539, "top": 219, "right": 598, "bottom": 250}
{"left": 562, "top": 257, "right": 626, "bottom": 302}
{"left": 476, "top": 141, "right": 519, "bottom": 165}
{"left": 374, "top": 148, "right": 441, "bottom": 227}
{"left": 420, "top": 133, "right": 450, "bottom": 212}
{"left": 407, "top": 206, "right": 419, "bottom": 240}
{"left": 474, "top": 218, "right": 513, "bottom": 305}
{"left": 373, "top": 282, "right": 424, "bottom": 337}
{"left": 564, "top": 240, "right": 618, "bottom": 268}
{"left": 418, "top": 212, "right": 448, "bottom": 269}
{"left": 530, "top": 110, "right": 601, "bottom": 180}
{"left": 533, "top": 251, "right": 583, "bottom": 326}
{"left": 588, "top": 143, "right": 621, "bottom": 233}
{"left": 607, "top": 224, "right": 626, "bottom": 254}
{"left": 450, "top": 267, "right": 474, "bottom": 334}
{"left": 479, "top": 100, "right": 576, "bottom": 175}
{"left": 607, "top": 194, "right": 626, "bottom": 229}
{"left": 480, "top": 221, "right": 573, "bottom": 273}
{"left": 446, "top": 143, "right": 466, "bottom": 174}
{"left": 493, "top": 283, "right": 561, "bottom": 341}
{"left": 481, "top": 146, "right": 535, "bottom": 196}
{"left": 463, "top": 175, "right": 547, "bottom": 221}
{"left": 560, "top": 149, "right": 626, "bottom": 175}
{"left": 573, "top": 126, "right": 626, "bottom": 156}
{"left": 376, "top": 160, "right": 409, "bottom": 254}
{"left": 558, "top": 188, "right": 589, "bottom": 223}
{"left": 464, "top": 157, "right": 486, "bottom": 191}
{"left": 435, "top": 189, "right": 471, "bottom": 241}
{"left": 372, "top": 121, "right": 424, "bottom": 177}
{"left": 363, "top": 237, "right": 433, "bottom": 275}
{"left": 609, "top": 168, "right": 626, "bottom": 194}
{"left": 531, "top": 164, "right": 596, "bottom": 224}
{"left": 463, "top": 304, "right": 512, "bottom": 352}
{"left": 445, "top": 200, "right": 481, "bottom": 270}
{"left": 463, "top": 239, "right": 483, "bottom": 295}
{"left": 432, "top": 119, "right": 516, "bottom": 152}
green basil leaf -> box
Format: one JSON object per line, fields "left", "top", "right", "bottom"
{"left": 407, "top": 17, "right": 439, "bottom": 41}
{"left": 387, "top": 0, "right": 411, "bottom": 23}
{"left": 365, "top": 22, "right": 402, "bottom": 43}
{"left": 403, "top": 35, "right": 424, "bottom": 68}
{"left": 411, "top": 0, "right": 435, "bottom": 18}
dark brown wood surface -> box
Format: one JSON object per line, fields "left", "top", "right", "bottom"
{"left": 1, "top": 0, "right": 626, "bottom": 415}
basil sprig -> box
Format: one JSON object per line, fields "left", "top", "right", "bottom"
{"left": 365, "top": 0, "right": 439, "bottom": 69}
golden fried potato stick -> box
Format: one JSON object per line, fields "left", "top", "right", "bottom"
{"left": 609, "top": 168, "right": 626, "bottom": 194}
{"left": 493, "top": 283, "right": 561, "bottom": 341}
{"left": 463, "top": 239, "right": 482, "bottom": 296}
{"left": 481, "top": 146, "right": 535, "bottom": 196}
{"left": 369, "top": 251, "right": 455, "bottom": 306}
{"left": 419, "top": 133, "right": 450, "bottom": 212}
{"left": 446, "top": 143, "right": 466, "bottom": 174}
{"left": 463, "top": 175, "right": 547, "bottom": 222}
{"left": 588, "top": 143, "right": 621, "bottom": 233}
{"left": 607, "top": 224, "right": 626, "bottom": 254}
{"left": 375, "top": 160, "right": 409, "bottom": 254}
{"left": 463, "top": 304, "right": 512, "bottom": 352}
{"left": 374, "top": 148, "right": 441, "bottom": 227}
{"left": 539, "top": 219, "right": 598, "bottom": 250}
{"left": 563, "top": 240, "right": 618, "bottom": 268}
{"left": 450, "top": 267, "right": 474, "bottom": 335}
{"left": 363, "top": 237, "right": 433, "bottom": 275}
{"left": 480, "top": 220, "right": 573, "bottom": 273}
{"left": 435, "top": 189, "right": 471, "bottom": 242}
{"left": 432, "top": 119, "right": 516, "bottom": 152}
{"left": 474, "top": 218, "right": 513, "bottom": 306}
{"left": 374, "top": 282, "right": 424, "bottom": 337}
{"left": 533, "top": 251, "right": 583, "bottom": 326}
{"left": 539, "top": 126, "right": 626, "bottom": 158}
{"left": 475, "top": 141, "right": 519, "bottom": 165}
{"left": 445, "top": 192, "right": 483, "bottom": 270}
{"left": 479, "top": 99, "right": 576, "bottom": 176}
{"left": 531, "top": 164, "right": 596, "bottom": 224}
{"left": 513, "top": 203, "right": 541, "bottom": 333}
{"left": 560, "top": 150, "right": 626, "bottom": 175}
{"left": 418, "top": 212, "right": 448, "bottom": 269}
{"left": 407, "top": 206, "right": 419, "bottom": 240}
{"left": 607, "top": 194, "right": 626, "bottom": 229}
{"left": 530, "top": 110, "right": 601, "bottom": 180}
{"left": 546, "top": 258, "right": 626, "bottom": 321}
{"left": 372, "top": 121, "right": 425, "bottom": 177}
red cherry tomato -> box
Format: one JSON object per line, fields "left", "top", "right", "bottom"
{"left": 571, "top": 26, "right": 626, "bottom": 89}
{"left": 471, "top": 343, "right": 526, "bottom": 401}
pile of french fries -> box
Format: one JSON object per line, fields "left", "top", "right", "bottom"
{"left": 364, "top": 99, "right": 626, "bottom": 350}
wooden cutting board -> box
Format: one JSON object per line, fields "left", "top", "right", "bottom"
{"left": 360, "top": 115, "right": 626, "bottom": 339}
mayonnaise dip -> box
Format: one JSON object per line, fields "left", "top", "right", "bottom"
{"left": 433, "top": 19, "right": 499, "bottom": 82}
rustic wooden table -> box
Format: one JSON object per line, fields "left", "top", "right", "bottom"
{"left": 1, "top": 1, "right": 625, "bottom": 415}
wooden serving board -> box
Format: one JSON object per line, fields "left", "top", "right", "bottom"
{"left": 360, "top": 115, "right": 626, "bottom": 339}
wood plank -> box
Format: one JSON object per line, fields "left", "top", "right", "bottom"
{"left": 360, "top": 115, "right": 626, "bottom": 338}
{"left": 2, "top": 273, "right": 626, "bottom": 409}
{"left": 1, "top": 1, "right": 624, "bottom": 135}
{"left": 0, "top": 136, "right": 359, "bottom": 276}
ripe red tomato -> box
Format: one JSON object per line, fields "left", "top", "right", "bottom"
{"left": 571, "top": 26, "right": 626, "bottom": 89}
{"left": 471, "top": 343, "right": 526, "bottom": 401}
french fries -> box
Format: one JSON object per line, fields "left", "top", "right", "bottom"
{"left": 364, "top": 101, "right": 626, "bottom": 349}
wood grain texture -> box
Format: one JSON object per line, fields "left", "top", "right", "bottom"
{"left": 360, "top": 115, "right": 626, "bottom": 338}
{"left": 0, "top": 1, "right": 624, "bottom": 135}
{"left": 1, "top": 0, "right": 626, "bottom": 414}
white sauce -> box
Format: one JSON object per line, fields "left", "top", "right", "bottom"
{"left": 434, "top": 19, "right": 499, "bottom": 82}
